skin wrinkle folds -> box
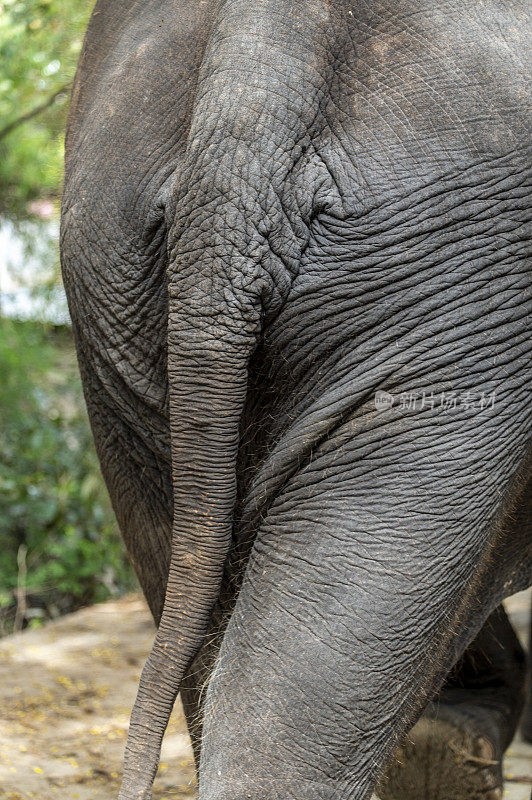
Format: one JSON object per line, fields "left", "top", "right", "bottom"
{"left": 60, "top": 0, "right": 531, "bottom": 798}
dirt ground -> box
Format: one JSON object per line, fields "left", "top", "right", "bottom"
{"left": 0, "top": 591, "right": 530, "bottom": 800}
{"left": 0, "top": 596, "right": 196, "bottom": 800}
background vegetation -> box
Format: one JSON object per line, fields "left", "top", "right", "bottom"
{"left": 0, "top": 0, "right": 93, "bottom": 216}
{"left": 0, "top": 0, "right": 136, "bottom": 635}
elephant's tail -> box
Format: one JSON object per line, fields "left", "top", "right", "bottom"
{"left": 118, "top": 275, "right": 261, "bottom": 800}
{"left": 117, "top": 2, "right": 331, "bottom": 798}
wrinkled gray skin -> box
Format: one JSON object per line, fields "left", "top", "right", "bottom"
{"left": 61, "top": 1, "right": 531, "bottom": 798}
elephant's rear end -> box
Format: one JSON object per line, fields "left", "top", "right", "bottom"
{"left": 61, "top": 0, "right": 531, "bottom": 798}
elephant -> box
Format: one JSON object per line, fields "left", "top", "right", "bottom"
{"left": 60, "top": 0, "right": 531, "bottom": 798}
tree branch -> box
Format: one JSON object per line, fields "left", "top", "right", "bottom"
{"left": 0, "top": 82, "right": 72, "bottom": 143}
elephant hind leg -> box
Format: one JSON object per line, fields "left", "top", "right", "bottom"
{"left": 520, "top": 599, "right": 532, "bottom": 743}
{"left": 378, "top": 714, "right": 503, "bottom": 800}
{"left": 378, "top": 604, "right": 527, "bottom": 800}
{"left": 79, "top": 368, "right": 173, "bottom": 625}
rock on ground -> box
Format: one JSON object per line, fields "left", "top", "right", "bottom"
{"left": 0, "top": 591, "right": 530, "bottom": 800}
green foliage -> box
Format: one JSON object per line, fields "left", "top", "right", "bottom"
{"left": 0, "top": 0, "right": 137, "bottom": 632}
{"left": 0, "top": 0, "right": 94, "bottom": 217}
{"left": 0, "top": 319, "right": 135, "bottom": 633}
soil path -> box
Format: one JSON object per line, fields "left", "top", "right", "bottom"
{"left": 0, "top": 591, "right": 530, "bottom": 800}
{"left": 0, "top": 595, "right": 195, "bottom": 800}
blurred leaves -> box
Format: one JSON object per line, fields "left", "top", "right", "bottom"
{"left": 0, "top": 0, "right": 137, "bottom": 635}
{"left": 0, "top": 318, "right": 136, "bottom": 634}
{"left": 0, "top": 0, "right": 94, "bottom": 217}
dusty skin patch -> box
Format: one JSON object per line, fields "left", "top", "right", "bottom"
{"left": 0, "top": 592, "right": 530, "bottom": 800}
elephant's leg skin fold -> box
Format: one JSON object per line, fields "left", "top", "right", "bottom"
{"left": 197, "top": 424, "right": 530, "bottom": 800}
